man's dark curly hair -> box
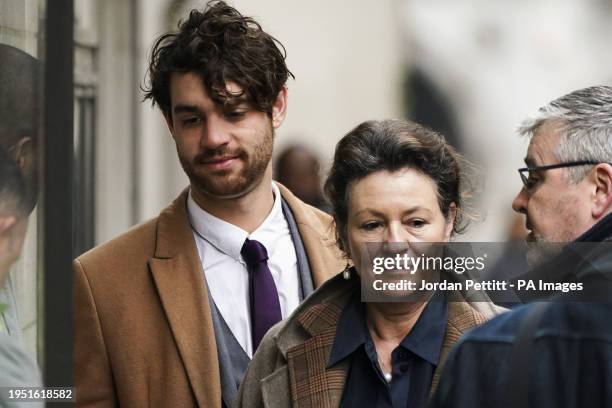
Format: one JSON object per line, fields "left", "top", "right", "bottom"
{"left": 143, "top": 1, "right": 294, "bottom": 117}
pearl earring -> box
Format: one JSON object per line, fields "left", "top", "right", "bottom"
{"left": 342, "top": 265, "right": 351, "bottom": 280}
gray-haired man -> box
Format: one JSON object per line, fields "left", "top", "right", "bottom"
{"left": 431, "top": 86, "right": 612, "bottom": 408}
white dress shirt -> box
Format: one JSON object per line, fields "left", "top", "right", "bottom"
{"left": 187, "top": 182, "right": 300, "bottom": 357}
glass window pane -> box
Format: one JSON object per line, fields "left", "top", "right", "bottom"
{"left": 0, "top": 0, "right": 45, "bottom": 391}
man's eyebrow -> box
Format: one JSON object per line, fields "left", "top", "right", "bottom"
{"left": 172, "top": 104, "right": 199, "bottom": 115}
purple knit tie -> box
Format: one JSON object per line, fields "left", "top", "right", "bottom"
{"left": 241, "top": 238, "right": 282, "bottom": 351}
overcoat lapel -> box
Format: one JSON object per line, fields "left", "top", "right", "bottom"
{"left": 285, "top": 283, "right": 355, "bottom": 408}
{"left": 286, "top": 305, "right": 348, "bottom": 408}
{"left": 149, "top": 190, "right": 222, "bottom": 407}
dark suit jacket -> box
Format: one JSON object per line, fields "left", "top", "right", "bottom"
{"left": 74, "top": 184, "right": 345, "bottom": 407}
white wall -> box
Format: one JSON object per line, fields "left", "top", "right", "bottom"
{"left": 133, "top": 0, "right": 188, "bottom": 224}
{"left": 94, "top": 0, "right": 138, "bottom": 243}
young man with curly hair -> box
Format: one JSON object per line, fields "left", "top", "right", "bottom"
{"left": 73, "top": 2, "right": 344, "bottom": 407}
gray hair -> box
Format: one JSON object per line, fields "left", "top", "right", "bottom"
{"left": 519, "top": 85, "right": 612, "bottom": 183}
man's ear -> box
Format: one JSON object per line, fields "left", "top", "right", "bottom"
{"left": 0, "top": 215, "right": 17, "bottom": 235}
{"left": 11, "top": 137, "right": 33, "bottom": 173}
{"left": 271, "top": 86, "right": 288, "bottom": 129}
{"left": 591, "top": 164, "right": 612, "bottom": 219}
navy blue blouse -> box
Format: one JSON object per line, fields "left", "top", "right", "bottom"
{"left": 328, "top": 291, "right": 448, "bottom": 408}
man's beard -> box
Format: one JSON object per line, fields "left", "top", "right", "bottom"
{"left": 525, "top": 230, "right": 563, "bottom": 268}
{"left": 180, "top": 126, "right": 274, "bottom": 199}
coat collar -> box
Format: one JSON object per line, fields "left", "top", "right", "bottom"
{"left": 273, "top": 274, "right": 488, "bottom": 407}
{"left": 286, "top": 275, "right": 354, "bottom": 408}
{"left": 273, "top": 272, "right": 354, "bottom": 359}
{"left": 275, "top": 183, "right": 344, "bottom": 288}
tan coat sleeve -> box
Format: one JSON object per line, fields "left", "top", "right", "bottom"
{"left": 74, "top": 259, "right": 117, "bottom": 407}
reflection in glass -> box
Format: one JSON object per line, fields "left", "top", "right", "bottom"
{"left": 0, "top": 0, "right": 44, "bottom": 393}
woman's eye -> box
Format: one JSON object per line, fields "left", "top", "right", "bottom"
{"left": 408, "top": 219, "right": 426, "bottom": 228}
{"left": 361, "top": 221, "right": 382, "bottom": 231}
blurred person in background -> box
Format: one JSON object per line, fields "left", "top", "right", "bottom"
{"left": 236, "top": 119, "right": 501, "bottom": 408}
{"left": 73, "top": 2, "right": 344, "bottom": 407}
{"left": 0, "top": 44, "right": 39, "bottom": 342}
{"left": 275, "top": 144, "right": 330, "bottom": 213}
{"left": 431, "top": 85, "right": 612, "bottom": 408}
{"left": 0, "top": 147, "right": 41, "bottom": 407}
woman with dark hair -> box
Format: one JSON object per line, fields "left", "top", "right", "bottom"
{"left": 235, "top": 119, "right": 502, "bottom": 408}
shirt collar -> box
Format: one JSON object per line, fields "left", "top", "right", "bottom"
{"left": 327, "top": 290, "right": 368, "bottom": 368}
{"left": 186, "top": 182, "right": 283, "bottom": 261}
{"left": 327, "top": 290, "right": 448, "bottom": 368}
{"left": 575, "top": 212, "right": 612, "bottom": 243}
{"left": 399, "top": 290, "right": 447, "bottom": 365}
